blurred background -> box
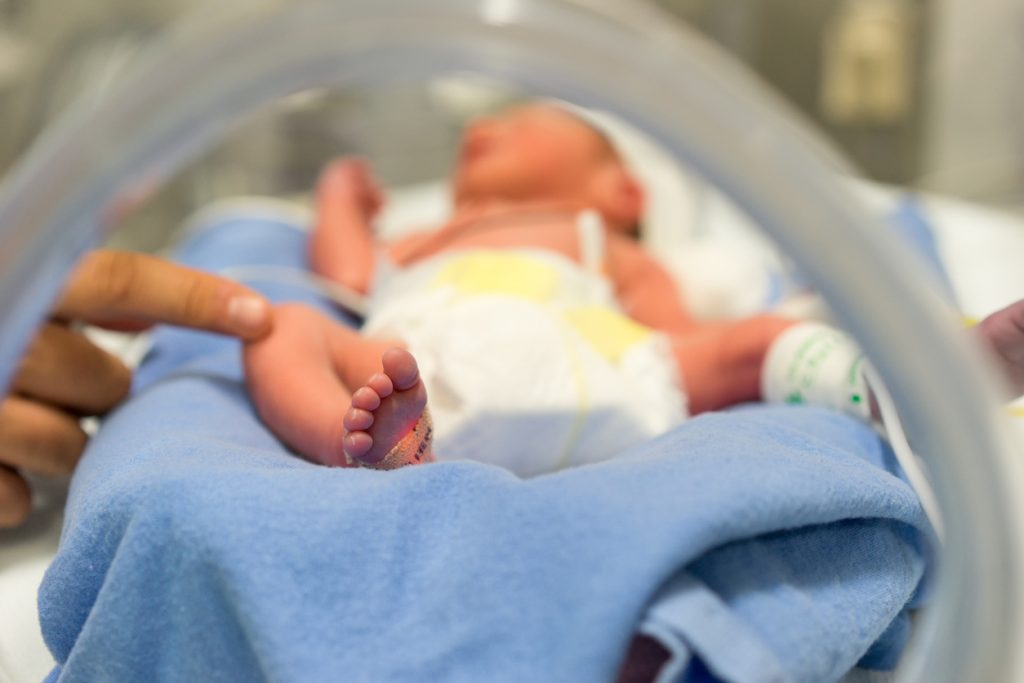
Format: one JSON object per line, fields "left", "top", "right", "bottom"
{"left": 0, "top": 0, "right": 1022, "bottom": 250}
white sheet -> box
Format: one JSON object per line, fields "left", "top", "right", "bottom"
{"left": 0, "top": 477, "right": 66, "bottom": 683}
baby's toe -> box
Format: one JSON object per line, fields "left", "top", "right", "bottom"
{"left": 367, "top": 373, "right": 394, "bottom": 398}
{"left": 351, "top": 387, "right": 381, "bottom": 411}
{"left": 381, "top": 348, "right": 419, "bottom": 390}
{"left": 343, "top": 431, "right": 373, "bottom": 459}
{"left": 344, "top": 408, "right": 374, "bottom": 432}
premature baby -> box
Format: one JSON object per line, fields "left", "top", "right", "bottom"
{"left": 243, "top": 103, "right": 1024, "bottom": 474}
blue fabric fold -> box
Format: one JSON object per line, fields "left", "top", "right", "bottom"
{"left": 38, "top": 215, "right": 930, "bottom": 683}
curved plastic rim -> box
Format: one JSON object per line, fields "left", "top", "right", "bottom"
{"left": 0, "top": 1, "right": 1020, "bottom": 679}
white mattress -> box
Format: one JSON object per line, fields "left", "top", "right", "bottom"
{"left": 0, "top": 478, "right": 66, "bottom": 683}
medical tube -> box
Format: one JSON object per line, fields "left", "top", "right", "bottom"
{"left": 0, "top": 1, "right": 1021, "bottom": 679}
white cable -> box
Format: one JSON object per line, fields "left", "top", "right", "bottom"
{"left": 865, "top": 364, "right": 945, "bottom": 543}
{"left": 218, "top": 265, "right": 368, "bottom": 317}
{"left": 761, "top": 323, "right": 945, "bottom": 540}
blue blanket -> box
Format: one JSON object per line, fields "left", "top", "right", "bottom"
{"left": 39, "top": 216, "right": 930, "bottom": 683}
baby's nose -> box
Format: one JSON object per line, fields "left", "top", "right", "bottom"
{"left": 462, "top": 119, "right": 500, "bottom": 157}
{"left": 466, "top": 117, "right": 499, "bottom": 140}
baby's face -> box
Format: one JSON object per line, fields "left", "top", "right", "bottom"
{"left": 452, "top": 104, "right": 618, "bottom": 207}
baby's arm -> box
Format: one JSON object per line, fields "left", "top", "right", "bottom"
{"left": 309, "top": 159, "right": 383, "bottom": 294}
{"left": 606, "top": 236, "right": 696, "bottom": 335}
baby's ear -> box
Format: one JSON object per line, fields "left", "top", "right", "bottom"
{"left": 591, "top": 164, "right": 644, "bottom": 232}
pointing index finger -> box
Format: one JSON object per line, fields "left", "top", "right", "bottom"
{"left": 53, "top": 250, "right": 273, "bottom": 340}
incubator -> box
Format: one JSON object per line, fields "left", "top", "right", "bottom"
{"left": 1, "top": 1, "right": 1023, "bottom": 681}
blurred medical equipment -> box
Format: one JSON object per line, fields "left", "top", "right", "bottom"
{"left": 1, "top": 1, "right": 1024, "bottom": 681}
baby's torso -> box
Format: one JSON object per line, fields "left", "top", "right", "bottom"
{"left": 362, "top": 212, "right": 687, "bottom": 475}
{"left": 386, "top": 209, "right": 593, "bottom": 271}
{"left": 373, "top": 209, "right": 618, "bottom": 311}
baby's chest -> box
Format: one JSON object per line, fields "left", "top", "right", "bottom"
{"left": 454, "top": 219, "right": 579, "bottom": 254}
{"left": 400, "top": 218, "right": 583, "bottom": 266}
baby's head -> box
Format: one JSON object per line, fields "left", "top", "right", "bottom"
{"left": 452, "top": 103, "right": 644, "bottom": 235}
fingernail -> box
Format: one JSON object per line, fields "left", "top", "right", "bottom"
{"left": 227, "top": 296, "right": 270, "bottom": 335}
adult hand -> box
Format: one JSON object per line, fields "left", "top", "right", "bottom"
{"left": 0, "top": 250, "right": 273, "bottom": 528}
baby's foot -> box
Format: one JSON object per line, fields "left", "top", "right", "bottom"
{"left": 342, "top": 348, "right": 432, "bottom": 468}
{"left": 978, "top": 299, "right": 1024, "bottom": 396}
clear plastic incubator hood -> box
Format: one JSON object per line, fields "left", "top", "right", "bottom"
{"left": 0, "top": 1, "right": 1023, "bottom": 681}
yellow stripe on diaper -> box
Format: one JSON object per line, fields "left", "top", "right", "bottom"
{"left": 432, "top": 252, "right": 558, "bottom": 302}
{"left": 1008, "top": 406, "right": 1024, "bottom": 419}
{"left": 562, "top": 305, "right": 653, "bottom": 363}
{"left": 553, "top": 324, "right": 590, "bottom": 472}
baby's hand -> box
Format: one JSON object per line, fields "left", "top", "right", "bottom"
{"left": 317, "top": 158, "right": 385, "bottom": 222}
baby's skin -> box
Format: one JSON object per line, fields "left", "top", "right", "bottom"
{"left": 980, "top": 299, "right": 1024, "bottom": 395}
{"left": 243, "top": 104, "right": 1024, "bottom": 468}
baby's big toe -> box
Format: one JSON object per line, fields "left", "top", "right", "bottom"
{"left": 381, "top": 348, "right": 420, "bottom": 391}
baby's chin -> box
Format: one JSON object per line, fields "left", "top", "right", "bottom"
{"left": 453, "top": 157, "right": 533, "bottom": 195}
{"left": 452, "top": 178, "right": 512, "bottom": 208}
{"left": 453, "top": 162, "right": 504, "bottom": 194}
{"left": 453, "top": 174, "right": 557, "bottom": 209}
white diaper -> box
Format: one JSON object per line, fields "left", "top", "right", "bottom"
{"left": 362, "top": 247, "right": 687, "bottom": 477}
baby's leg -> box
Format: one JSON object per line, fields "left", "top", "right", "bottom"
{"left": 977, "top": 299, "right": 1024, "bottom": 396}
{"left": 673, "top": 299, "right": 1024, "bottom": 418}
{"left": 243, "top": 303, "right": 429, "bottom": 467}
{"left": 668, "top": 315, "right": 796, "bottom": 414}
